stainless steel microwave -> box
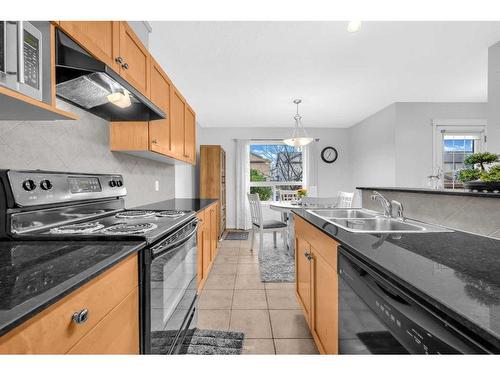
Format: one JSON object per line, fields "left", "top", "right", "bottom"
{"left": 0, "top": 21, "right": 42, "bottom": 101}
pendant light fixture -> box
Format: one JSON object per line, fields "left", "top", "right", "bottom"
{"left": 283, "top": 99, "right": 314, "bottom": 147}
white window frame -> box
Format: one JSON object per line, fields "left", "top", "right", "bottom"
{"left": 249, "top": 140, "right": 306, "bottom": 202}
{"left": 431, "top": 119, "right": 487, "bottom": 188}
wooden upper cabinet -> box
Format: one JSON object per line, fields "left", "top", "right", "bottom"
{"left": 149, "top": 58, "right": 172, "bottom": 156}
{"left": 118, "top": 22, "right": 151, "bottom": 96}
{"left": 184, "top": 105, "right": 196, "bottom": 163}
{"left": 59, "top": 21, "right": 120, "bottom": 71}
{"left": 171, "top": 88, "right": 186, "bottom": 158}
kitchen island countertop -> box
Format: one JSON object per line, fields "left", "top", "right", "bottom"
{"left": 293, "top": 208, "right": 500, "bottom": 352}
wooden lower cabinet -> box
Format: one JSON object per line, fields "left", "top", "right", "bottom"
{"left": 294, "top": 214, "right": 339, "bottom": 354}
{"left": 295, "top": 236, "right": 312, "bottom": 324}
{"left": 67, "top": 288, "right": 139, "bottom": 354}
{"left": 0, "top": 254, "right": 139, "bottom": 354}
{"left": 311, "top": 248, "right": 339, "bottom": 354}
{"left": 197, "top": 202, "right": 220, "bottom": 290}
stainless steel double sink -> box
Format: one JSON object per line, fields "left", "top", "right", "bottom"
{"left": 307, "top": 209, "right": 451, "bottom": 233}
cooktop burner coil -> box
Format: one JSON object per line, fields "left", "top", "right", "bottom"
{"left": 100, "top": 222, "right": 158, "bottom": 235}
{"left": 115, "top": 210, "right": 157, "bottom": 219}
{"left": 156, "top": 210, "right": 187, "bottom": 218}
{"left": 49, "top": 222, "right": 105, "bottom": 234}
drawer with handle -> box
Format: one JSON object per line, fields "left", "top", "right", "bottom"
{"left": 0, "top": 254, "right": 138, "bottom": 354}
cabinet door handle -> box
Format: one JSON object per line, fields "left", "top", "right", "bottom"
{"left": 122, "top": 62, "right": 129, "bottom": 70}
{"left": 115, "top": 56, "right": 124, "bottom": 64}
{"left": 151, "top": 139, "right": 158, "bottom": 145}
{"left": 72, "top": 308, "right": 89, "bottom": 325}
{"left": 303, "top": 251, "right": 312, "bottom": 261}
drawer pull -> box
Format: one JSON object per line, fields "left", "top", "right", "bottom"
{"left": 122, "top": 62, "right": 129, "bottom": 70}
{"left": 115, "top": 56, "right": 124, "bottom": 65}
{"left": 72, "top": 309, "right": 89, "bottom": 325}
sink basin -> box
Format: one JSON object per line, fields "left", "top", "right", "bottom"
{"left": 307, "top": 209, "right": 451, "bottom": 233}
{"left": 308, "top": 209, "right": 378, "bottom": 219}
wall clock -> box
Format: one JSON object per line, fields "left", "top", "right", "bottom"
{"left": 321, "top": 146, "right": 338, "bottom": 164}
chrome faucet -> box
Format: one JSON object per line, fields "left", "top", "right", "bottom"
{"left": 391, "top": 200, "right": 405, "bottom": 221}
{"left": 370, "top": 191, "right": 392, "bottom": 217}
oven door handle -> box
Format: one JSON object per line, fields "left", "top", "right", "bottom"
{"left": 152, "top": 221, "right": 199, "bottom": 258}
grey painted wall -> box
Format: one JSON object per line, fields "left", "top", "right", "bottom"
{"left": 361, "top": 190, "right": 500, "bottom": 238}
{"left": 488, "top": 42, "right": 500, "bottom": 154}
{"left": 349, "top": 103, "right": 397, "bottom": 194}
{"left": 0, "top": 100, "right": 175, "bottom": 208}
{"left": 395, "top": 102, "right": 488, "bottom": 187}
{"left": 349, "top": 102, "right": 488, "bottom": 196}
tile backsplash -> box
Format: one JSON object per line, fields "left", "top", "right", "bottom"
{"left": 0, "top": 100, "right": 175, "bottom": 208}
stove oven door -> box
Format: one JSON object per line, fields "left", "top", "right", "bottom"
{"left": 144, "top": 219, "right": 198, "bottom": 354}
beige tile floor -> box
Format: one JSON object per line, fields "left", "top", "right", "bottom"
{"left": 197, "top": 234, "right": 319, "bottom": 355}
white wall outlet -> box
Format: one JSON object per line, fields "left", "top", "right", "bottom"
{"left": 155, "top": 180, "right": 160, "bottom": 191}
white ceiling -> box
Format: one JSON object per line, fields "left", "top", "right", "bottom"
{"left": 149, "top": 21, "right": 500, "bottom": 128}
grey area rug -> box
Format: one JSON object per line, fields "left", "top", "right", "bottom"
{"left": 259, "top": 244, "right": 295, "bottom": 282}
{"left": 151, "top": 329, "right": 245, "bottom": 355}
{"left": 225, "top": 231, "right": 249, "bottom": 240}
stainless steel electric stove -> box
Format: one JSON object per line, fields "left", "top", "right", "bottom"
{"left": 0, "top": 170, "right": 199, "bottom": 354}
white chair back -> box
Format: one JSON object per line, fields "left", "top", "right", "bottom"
{"left": 279, "top": 190, "right": 299, "bottom": 202}
{"left": 247, "top": 193, "right": 263, "bottom": 226}
{"left": 301, "top": 197, "right": 337, "bottom": 208}
{"left": 337, "top": 191, "right": 354, "bottom": 208}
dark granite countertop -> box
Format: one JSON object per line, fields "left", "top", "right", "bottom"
{"left": 292, "top": 208, "right": 500, "bottom": 352}
{"left": 0, "top": 240, "right": 145, "bottom": 336}
{"left": 135, "top": 198, "right": 218, "bottom": 212}
{"left": 357, "top": 186, "right": 500, "bottom": 198}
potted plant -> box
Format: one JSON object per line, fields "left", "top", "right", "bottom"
{"left": 297, "top": 188, "right": 307, "bottom": 199}
{"left": 456, "top": 152, "right": 500, "bottom": 192}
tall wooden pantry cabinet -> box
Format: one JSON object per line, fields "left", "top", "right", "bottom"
{"left": 199, "top": 145, "right": 226, "bottom": 239}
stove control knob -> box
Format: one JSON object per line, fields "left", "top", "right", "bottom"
{"left": 40, "top": 179, "right": 52, "bottom": 191}
{"left": 109, "top": 180, "right": 117, "bottom": 187}
{"left": 22, "top": 179, "right": 36, "bottom": 191}
{"left": 116, "top": 180, "right": 123, "bottom": 187}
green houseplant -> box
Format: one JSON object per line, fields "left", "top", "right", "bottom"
{"left": 456, "top": 152, "right": 500, "bottom": 191}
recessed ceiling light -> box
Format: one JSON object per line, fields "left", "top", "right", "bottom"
{"left": 347, "top": 21, "right": 362, "bottom": 33}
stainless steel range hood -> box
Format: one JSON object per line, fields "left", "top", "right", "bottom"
{"left": 55, "top": 29, "right": 165, "bottom": 121}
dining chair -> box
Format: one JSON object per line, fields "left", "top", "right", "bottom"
{"left": 279, "top": 190, "right": 299, "bottom": 202}
{"left": 337, "top": 191, "right": 354, "bottom": 208}
{"left": 247, "top": 193, "right": 288, "bottom": 253}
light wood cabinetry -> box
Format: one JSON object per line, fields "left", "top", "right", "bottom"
{"left": 184, "top": 105, "right": 196, "bottom": 163}
{"left": 196, "top": 202, "right": 220, "bottom": 290}
{"left": 199, "top": 145, "right": 227, "bottom": 239}
{"left": 296, "top": 236, "right": 312, "bottom": 324}
{"left": 118, "top": 22, "right": 151, "bottom": 97}
{"left": 0, "top": 254, "right": 139, "bottom": 354}
{"left": 110, "top": 63, "right": 196, "bottom": 165}
{"left": 58, "top": 21, "right": 120, "bottom": 71}
{"left": 149, "top": 57, "right": 173, "bottom": 156}
{"left": 171, "top": 89, "right": 186, "bottom": 158}
{"left": 56, "top": 21, "right": 196, "bottom": 164}
{"left": 294, "top": 215, "right": 339, "bottom": 354}
{"left": 67, "top": 288, "right": 139, "bottom": 354}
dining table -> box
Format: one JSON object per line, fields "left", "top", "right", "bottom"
{"left": 269, "top": 201, "right": 338, "bottom": 256}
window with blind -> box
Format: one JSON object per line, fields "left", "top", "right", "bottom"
{"left": 433, "top": 123, "right": 486, "bottom": 189}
